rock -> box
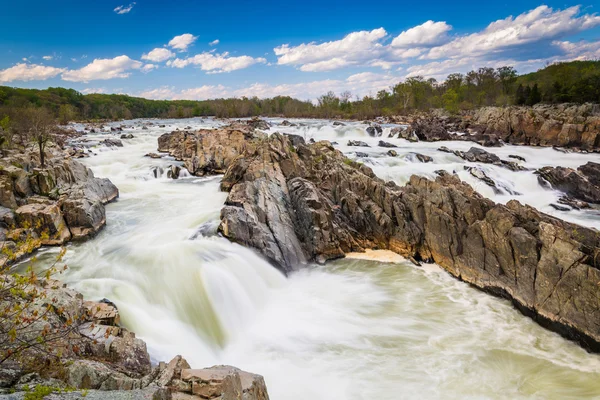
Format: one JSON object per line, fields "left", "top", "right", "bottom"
{"left": 101, "top": 139, "right": 123, "bottom": 148}
{"left": 283, "top": 134, "right": 305, "bottom": 147}
{"left": 464, "top": 166, "right": 499, "bottom": 192}
{"left": 15, "top": 203, "right": 71, "bottom": 245}
{"left": 347, "top": 140, "right": 369, "bottom": 147}
{"left": 366, "top": 123, "right": 383, "bottom": 137}
{"left": 167, "top": 165, "right": 181, "bottom": 180}
{"left": 414, "top": 153, "right": 433, "bottom": 163}
{"left": 438, "top": 147, "right": 527, "bottom": 171}
{"left": 390, "top": 126, "right": 419, "bottom": 142}
{"left": 157, "top": 124, "right": 256, "bottom": 176}
{"left": 536, "top": 165, "right": 600, "bottom": 204}
{"left": 332, "top": 121, "right": 345, "bottom": 126}
{"left": 120, "top": 134, "right": 134, "bottom": 139}
{"left": 355, "top": 152, "right": 369, "bottom": 158}
{"left": 557, "top": 196, "right": 591, "bottom": 210}
{"left": 508, "top": 154, "right": 526, "bottom": 162}
{"left": 280, "top": 120, "right": 296, "bottom": 127}
{"left": 378, "top": 141, "right": 397, "bottom": 148}
{"left": 246, "top": 118, "right": 270, "bottom": 131}
{"left": 387, "top": 150, "right": 398, "bottom": 157}
{"left": 144, "top": 153, "right": 164, "bottom": 159}
{"left": 550, "top": 203, "right": 570, "bottom": 211}
{"left": 179, "top": 366, "right": 268, "bottom": 400}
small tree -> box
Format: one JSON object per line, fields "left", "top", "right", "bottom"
{"left": 23, "top": 108, "right": 55, "bottom": 168}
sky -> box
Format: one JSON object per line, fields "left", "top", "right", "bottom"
{"left": 1, "top": 0, "right": 599, "bottom": 101}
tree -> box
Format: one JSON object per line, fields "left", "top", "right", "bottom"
{"left": 497, "top": 66, "right": 517, "bottom": 95}
{"left": 22, "top": 108, "right": 55, "bottom": 168}
{"left": 58, "top": 104, "right": 77, "bottom": 125}
{"left": 442, "top": 89, "right": 460, "bottom": 114}
{"left": 527, "top": 84, "right": 542, "bottom": 106}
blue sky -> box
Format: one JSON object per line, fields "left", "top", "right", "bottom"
{"left": 1, "top": 0, "right": 599, "bottom": 100}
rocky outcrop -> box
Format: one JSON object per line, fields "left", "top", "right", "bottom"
{"left": 157, "top": 124, "right": 258, "bottom": 176}
{"left": 438, "top": 146, "right": 527, "bottom": 171}
{"left": 408, "top": 104, "right": 600, "bottom": 151}
{"left": 536, "top": 162, "right": 600, "bottom": 205}
{"left": 0, "top": 278, "right": 270, "bottom": 399}
{"left": 168, "top": 125, "right": 600, "bottom": 352}
{"left": 0, "top": 147, "right": 118, "bottom": 263}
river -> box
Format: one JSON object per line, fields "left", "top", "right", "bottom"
{"left": 36, "top": 118, "right": 600, "bottom": 399}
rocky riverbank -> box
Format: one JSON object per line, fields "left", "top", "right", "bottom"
{"left": 393, "top": 103, "right": 600, "bottom": 152}
{"left": 0, "top": 146, "right": 119, "bottom": 264}
{"left": 0, "top": 277, "right": 269, "bottom": 399}
{"left": 158, "top": 122, "right": 600, "bottom": 352}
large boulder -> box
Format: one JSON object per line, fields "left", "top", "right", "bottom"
{"left": 536, "top": 162, "right": 600, "bottom": 204}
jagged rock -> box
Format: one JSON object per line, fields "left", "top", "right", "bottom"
{"left": 550, "top": 203, "right": 570, "bottom": 211}
{"left": 465, "top": 166, "right": 499, "bottom": 193}
{"left": 157, "top": 124, "right": 257, "bottom": 176}
{"left": 101, "top": 139, "right": 123, "bottom": 147}
{"left": 355, "top": 152, "right": 369, "bottom": 158}
{"left": 387, "top": 150, "right": 398, "bottom": 157}
{"left": 280, "top": 120, "right": 296, "bottom": 127}
{"left": 557, "top": 196, "right": 591, "bottom": 210}
{"left": 438, "top": 147, "right": 527, "bottom": 171}
{"left": 536, "top": 164, "right": 600, "bottom": 204}
{"left": 378, "top": 141, "right": 397, "bottom": 148}
{"left": 366, "top": 123, "right": 383, "bottom": 137}
{"left": 15, "top": 203, "right": 71, "bottom": 244}
{"left": 283, "top": 134, "right": 305, "bottom": 147}
{"left": 120, "top": 134, "right": 134, "bottom": 139}
{"left": 347, "top": 140, "right": 369, "bottom": 147}
{"left": 332, "top": 121, "right": 345, "bottom": 126}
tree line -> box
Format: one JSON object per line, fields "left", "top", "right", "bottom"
{"left": 0, "top": 60, "right": 598, "bottom": 128}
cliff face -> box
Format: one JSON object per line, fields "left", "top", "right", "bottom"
{"left": 0, "top": 147, "right": 119, "bottom": 263}
{"left": 158, "top": 124, "right": 600, "bottom": 352}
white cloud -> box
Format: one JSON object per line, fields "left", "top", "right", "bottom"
{"left": 0, "top": 63, "right": 65, "bottom": 83}
{"left": 209, "top": 39, "right": 220, "bottom": 46}
{"left": 81, "top": 88, "right": 107, "bottom": 94}
{"left": 141, "top": 47, "right": 175, "bottom": 62}
{"left": 61, "top": 55, "right": 142, "bottom": 82}
{"left": 141, "top": 64, "right": 157, "bottom": 73}
{"left": 425, "top": 5, "right": 600, "bottom": 59}
{"left": 42, "top": 55, "right": 53, "bottom": 60}
{"left": 168, "top": 34, "right": 198, "bottom": 51}
{"left": 168, "top": 52, "right": 266, "bottom": 73}
{"left": 391, "top": 21, "right": 452, "bottom": 48}
{"left": 553, "top": 39, "right": 600, "bottom": 60}
{"left": 274, "top": 28, "right": 388, "bottom": 71}
{"left": 114, "top": 3, "right": 135, "bottom": 14}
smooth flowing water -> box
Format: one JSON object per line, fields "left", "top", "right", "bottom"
{"left": 41, "top": 118, "right": 600, "bottom": 399}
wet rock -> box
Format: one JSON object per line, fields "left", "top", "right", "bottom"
{"left": 508, "top": 154, "right": 526, "bottom": 162}
{"left": 536, "top": 165, "right": 600, "bottom": 204}
{"left": 120, "top": 134, "right": 134, "bottom": 139}
{"left": 280, "top": 120, "right": 296, "bottom": 127}
{"left": 557, "top": 196, "right": 591, "bottom": 210}
{"left": 144, "top": 153, "right": 164, "bottom": 159}
{"left": 550, "top": 203, "right": 570, "bottom": 211}
{"left": 167, "top": 165, "right": 181, "bottom": 180}
{"left": 333, "top": 121, "right": 345, "bottom": 126}
{"left": 414, "top": 153, "right": 433, "bottom": 163}
{"left": 283, "top": 134, "right": 305, "bottom": 147}
{"left": 366, "top": 123, "right": 383, "bottom": 137}
{"left": 387, "top": 150, "right": 398, "bottom": 157}
{"left": 246, "top": 118, "right": 270, "bottom": 131}
{"left": 101, "top": 138, "right": 123, "bottom": 148}
{"left": 347, "top": 140, "right": 370, "bottom": 147}
{"left": 378, "top": 141, "right": 397, "bottom": 148}
{"left": 355, "top": 152, "right": 369, "bottom": 158}
{"left": 464, "top": 166, "right": 499, "bottom": 193}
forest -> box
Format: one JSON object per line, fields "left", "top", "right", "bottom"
{"left": 0, "top": 60, "right": 598, "bottom": 125}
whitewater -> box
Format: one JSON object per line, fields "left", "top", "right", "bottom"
{"left": 33, "top": 118, "right": 600, "bottom": 399}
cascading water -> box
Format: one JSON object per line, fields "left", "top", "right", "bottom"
{"left": 36, "top": 118, "right": 600, "bottom": 399}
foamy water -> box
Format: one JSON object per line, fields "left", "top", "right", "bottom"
{"left": 35, "top": 118, "right": 600, "bottom": 399}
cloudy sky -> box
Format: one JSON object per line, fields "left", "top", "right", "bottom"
{"left": 1, "top": 0, "right": 599, "bottom": 101}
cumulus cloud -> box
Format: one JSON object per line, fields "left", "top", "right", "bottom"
{"left": 553, "top": 39, "right": 600, "bottom": 60}
{"left": 391, "top": 20, "right": 452, "bottom": 48}
{"left": 209, "top": 40, "right": 220, "bottom": 46}
{"left": 425, "top": 5, "right": 600, "bottom": 59}
{"left": 274, "top": 28, "right": 388, "bottom": 71}
{"left": 0, "top": 63, "right": 65, "bottom": 83}
{"left": 141, "top": 64, "right": 157, "bottom": 73}
{"left": 168, "top": 34, "right": 198, "bottom": 51}
{"left": 114, "top": 3, "right": 135, "bottom": 14}
{"left": 62, "top": 55, "right": 142, "bottom": 82}
{"left": 142, "top": 48, "right": 175, "bottom": 62}
{"left": 168, "top": 52, "right": 266, "bottom": 73}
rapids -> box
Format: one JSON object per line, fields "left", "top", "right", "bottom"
{"left": 34, "top": 118, "right": 600, "bottom": 399}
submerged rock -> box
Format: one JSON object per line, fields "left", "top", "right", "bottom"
{"left": 347, "top": 140, "right": 370, "bottom": 147}
{"left": 366, "top": 123, "right": 383, "bottom": 137}
{"left": 378, "top": 141, "right": 397, "bottom": 148}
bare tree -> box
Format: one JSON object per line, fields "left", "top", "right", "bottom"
{"left": 22, "top": 108, "right": 55, "bottom": 168}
